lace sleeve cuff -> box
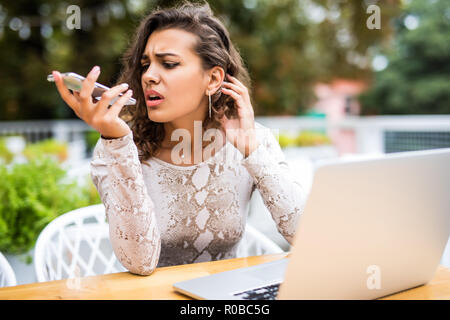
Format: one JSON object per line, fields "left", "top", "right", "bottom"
{"left": 240, "top": 142, "right": 279, "bottom": 186}
{"left": 100, "top": 131, "right": 134, "bottom": 152}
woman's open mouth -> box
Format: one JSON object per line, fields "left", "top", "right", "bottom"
{"left": 146, "top": 96, "right": 164, "bottom": 107}
{"left": 145, "top": 89, "right": 165, "bottom": 107}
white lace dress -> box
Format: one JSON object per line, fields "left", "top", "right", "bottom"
{"left": 90, "top": 122, "right": 307, "bottom": 275}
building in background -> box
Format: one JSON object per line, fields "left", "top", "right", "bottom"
{"left": 312, "top": 78, "right": 367, "bottom": 155}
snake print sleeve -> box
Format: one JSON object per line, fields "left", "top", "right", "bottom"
{"left": 241, "top": 123, "right": 307, "bottom": 244}
{"left": 90, "top": 131, "right": 161, "bottom": 276}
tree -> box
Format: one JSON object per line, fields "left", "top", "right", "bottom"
{"left": 0, "top": 0, "right": 401, "bottom": 120}
{"left": 206, "top": 0, "right": 400, "bottom": 115}
{"left": 0, "top": 0, "right": 136, "bottom": 121}
{"left": 359, "top": 0, "right": 450, "bottom": 115}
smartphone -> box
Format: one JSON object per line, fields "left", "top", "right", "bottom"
{"left": 47, "top": 72, "right": 136, "bottom": 106}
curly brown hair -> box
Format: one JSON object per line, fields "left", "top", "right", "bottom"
{"left": 114, "top": 0, "right": 253, "bottom": 163}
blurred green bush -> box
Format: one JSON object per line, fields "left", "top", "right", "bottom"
{"left": 85, "top": 130, "right": 101, "bottom": 153}
{"left": 0, "top": 144, "right": 101, "bottom": 261}
{"left": 0, "top": 139, "right": 14, "bottom": 164}
{"left": 23, "top": 139, "right": 68, "bottom": 163}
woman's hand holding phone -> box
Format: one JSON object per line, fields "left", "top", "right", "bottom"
{"left": 52, "top": 65, "right": 132, "bottom": 139}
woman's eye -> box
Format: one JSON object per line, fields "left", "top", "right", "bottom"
{"left": 163, "top": 62, "right": 178, "bottom": 69}
{"left": 140, "top": 63, "right": 178, "bottom": 70}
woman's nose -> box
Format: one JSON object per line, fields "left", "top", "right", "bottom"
{"left": 142, "top": 67, "right": 160, "bottom": 84}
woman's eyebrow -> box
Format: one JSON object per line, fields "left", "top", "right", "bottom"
{"left": 140, "top": 52, "right": 180, "bottom": 61}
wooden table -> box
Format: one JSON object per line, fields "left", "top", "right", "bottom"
{"left": 1, "top": 253, "right": 449, "bottom": 300}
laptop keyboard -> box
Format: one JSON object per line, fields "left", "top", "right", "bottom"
{"left": 233, "top": 283, "right": 281, "bottom": 300}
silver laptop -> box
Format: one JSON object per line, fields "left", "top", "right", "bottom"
{"left": 173, "top": 148, "right": 450, "bottom": 300}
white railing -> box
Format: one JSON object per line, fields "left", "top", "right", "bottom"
{"left": 1, "top": 115, "right": 450, "bottom": 156}
{"left": 335, "top": 115, "right": 450, "bottom": 154}
{"left": 0, "top": 119, "right": 91, "bottom": 143}
{"left": 0, "top": 119, "right": 92, "bottom": 167}
{"left": 256, "top": 115, "right": 450, "bottom": 154}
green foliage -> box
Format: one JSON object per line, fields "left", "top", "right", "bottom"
{"left": 359, "top": 0, "right": 450, "bottom": 115}
{"left": 0, "top": 138, "right": 15, "bottom": 165}
{"left": 85, "top": 130, "right": 101, "bottom": 152}
{"left": 0, "top": 157, "right": 101, "bottom": 260}
{"left": 295, "top": 131, "right": 332, "bottom": 146}
{"left": 278, "top": 131, "right": 331, "bottom": 148}
{"left": 209, "top": 0, "right": 400, "bottom": 115}
{"left": 278, "top": 133, "right": 297, "bottom": 148}
{"left": 0, "top": 0, "right": 401, "bottom": 120}
{"left": 23, "top": 139, "right": 68, "bottom": 163}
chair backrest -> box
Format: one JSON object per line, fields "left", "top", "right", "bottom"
{"left": 34, "top": 204, "right": 126, "bottom": 282}
{"left": 35, "top": 204, "right": 284, "bottom": 282}
{"left": 236, "top": 224, "right": 284, "bottom": 258}
{"left": 441, "top": 237, "right": 450, "bottom": 268}
{"left": 0, "top": 251, "right": 17, "bottom": 287}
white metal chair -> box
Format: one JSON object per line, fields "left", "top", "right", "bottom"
{"left": 34, "top": 204, "right": 283, "bottom": 282}
{"left": 34, "top": 204, "right": 127, "bottom": 282}
{"left": 236, "top": 224, "right": 284, "bottom": 258}
{"left": 0, "top": 251, "right": 17, "bottom": 287}
{"left": 441, "top": 237, "right": 450, "bottom": 268}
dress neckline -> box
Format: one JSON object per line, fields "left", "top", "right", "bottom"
{"left": 147, "top": 140, "right": 231, "bottom": 170}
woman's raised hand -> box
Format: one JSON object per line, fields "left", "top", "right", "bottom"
{"left": 52, "top": 66, "right": 132, "bottom": 139}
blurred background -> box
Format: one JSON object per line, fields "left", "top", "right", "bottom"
{"left": 0, "top": 0, "right": 449, "bottom": 285}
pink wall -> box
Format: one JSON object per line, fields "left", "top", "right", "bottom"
{"left": 312, "top": 79, "right": 367, "bottom": 155}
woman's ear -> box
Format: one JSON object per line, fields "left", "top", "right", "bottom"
{"left": 207, "top": 66, "right": 225, "bottom": 95}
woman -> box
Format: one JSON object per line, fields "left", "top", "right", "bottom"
{"left": 52, "top": 1, "right": 307, "bottom": 276}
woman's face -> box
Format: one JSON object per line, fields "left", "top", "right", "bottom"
{"left": 140, "top": 28, "right": 209, "bottom": 123}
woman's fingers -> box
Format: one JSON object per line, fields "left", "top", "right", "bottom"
{"left": 70, "top": 92, "right": 83, "bottom": 118}
{"left": 221, "top": 86, "right": 242, "bottom": 101}
{"left": 108, "top": 89, "right": 133, "bottom": 118}
{"left": 226, "top": 74, "right": 247, "bottom": 91}
{"left": 78, "top": 66, "right": 101, "bottom": 107}
{"left": 96, "top": 83, "right": 130, "bottom": 116}
{"left": 222, "top": 80, "right": 244, "bottom": 95}
{"left": 52, "top": 71, "right": 80, "bottom": 111}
